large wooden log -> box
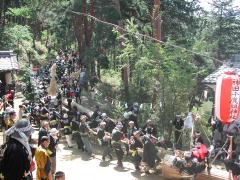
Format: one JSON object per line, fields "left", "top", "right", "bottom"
{"left": 63, "top": 99, "right": 93, "bottom": 117}
{"left": 195, "top": 168, "right": 229, "bottom": 180}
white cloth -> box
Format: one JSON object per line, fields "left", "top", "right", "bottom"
{"left": 65, "top": 134, "right": 74, "bottom": 147}
{"left": 184, "top": 112, "right": 193, "bottom": 129}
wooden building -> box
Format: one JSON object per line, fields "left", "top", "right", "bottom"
{"left": 0, "top": 51, "right": 19, "bottom": 96}
{"left": 203, "top": 54, "right": 240, "bottom": 90}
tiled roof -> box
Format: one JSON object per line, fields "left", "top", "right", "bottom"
{"left": 0, "top": 51, "right": 19, "bottom": 71}
{"left": 203, "top": 54, "right": 240, "bottom": 85}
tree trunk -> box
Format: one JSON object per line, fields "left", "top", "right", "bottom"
{"left": 152, "top": 0, "right": 161, "bottom": 43}
{"left": 2, "top": 0, "right": 6, "bottom": 27}
{"left": 89, "top": 0, "right": 95, "bottom": 43}
{"left": 73, "top": 15, "right": 83, "bottom": 53}
{"left": 151, "top": 0, "right": 161, "bottom": 109}
{"left": 83, "top": 0, "right": 89, "bottom": 47}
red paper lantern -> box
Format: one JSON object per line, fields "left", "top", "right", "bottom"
{"left": 215, "top": 71, "right": 240, "bottom": 124}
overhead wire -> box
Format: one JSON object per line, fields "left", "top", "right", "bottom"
{"left": 67, "top": 10, "right": 224, "bottom": 64}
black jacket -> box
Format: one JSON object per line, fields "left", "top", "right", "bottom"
{"left": 38, "top": 127, "right": 48, "bottom": 146}
{"left": 1, "top": 138, "right": 31, "bottom": 180}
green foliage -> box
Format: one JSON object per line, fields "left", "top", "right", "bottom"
{"left": 207, "top": 0, "right": 240, "bottom": 61}
{"left": 7, "top": 7, "right": 33, "bottom": 19}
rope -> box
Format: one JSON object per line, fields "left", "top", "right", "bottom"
{"left": 199, "top": 120, "right": 212, "bottom": 144}
{"left": 173, "top": 129, "right": 184, "bottom": 149}
{"left": 210, "top": 138, "right": 228, "bottom": 165}
{"left": 66, "top": 10, "right": 224, "bottom": 64}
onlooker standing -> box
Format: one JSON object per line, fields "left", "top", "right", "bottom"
{"left": 172, "top": 115, "right": 184, "bottom": 149}
{"left": 2, "top": 119, "right": 34, "bottom": 180}
{"left": 38, "top": 121, "right": 49, "bottom": 146}
{"left": 75, "top": 85, "right": 81, "bottom": 104}
{"left": 5, "top": 109, "right": 16, "bottom": 129}
{"left": 49, "top": 128, "right": 59, "bottom": 176}
{"left": 18, "top": 104, "right": 26, "bottom": 120}
{"left": 35, "top": 136, "right": 52, "bottom": 180}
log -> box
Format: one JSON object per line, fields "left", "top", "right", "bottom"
{"left": 162, "top": 154, "right": 229, "bottom": 180}
{"left": 162, "top": 164, "right": 194, "bottom": 179}
{"left": 195, "top": 168, "right": 229, "bottom": 180}
{"left": 63, "top": 99, "right": 93, "bottom": 117}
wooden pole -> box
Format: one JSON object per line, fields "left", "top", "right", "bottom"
{"left": 227, "top": 135, "right": 233, "bottom": 180}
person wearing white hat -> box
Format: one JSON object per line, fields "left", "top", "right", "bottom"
{"left": 62, "top": 113, "right": 73, "bottom": 148}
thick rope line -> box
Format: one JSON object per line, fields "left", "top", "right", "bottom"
{"left": 210, "top": 138, "right": 228, "bottom": 165}
{"left": 67, "top": 10, "right": 224, "bottom": 64}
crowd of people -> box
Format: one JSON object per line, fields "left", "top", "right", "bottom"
{"left": 0, "top": 49, "right": 164, "bottom": 180}
{"left": 0, "top": 48, "right": 240, "bottom": 180}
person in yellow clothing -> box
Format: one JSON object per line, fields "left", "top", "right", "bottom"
{"left": 35, "top": 136, "right": 52, "bottom": 180}
{"left": 5, "top": 110, "right": 16, "bottom": 129}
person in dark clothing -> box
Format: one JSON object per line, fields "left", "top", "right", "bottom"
{"left": 192, "top": 131, "right": 204, "bottom": 147}
{"left": 89, "top": 106, "right": 102, "bottom": 129}
{"left": 130, "top": 130, "right": 143, "bottom": 170}
{"left": 224, "top": 157, "right": 240, "bottom": 178}
{"left": 38, "top": 121, "right": 49, "bottom": 146}
{"left": 75, "top": 85, "right": 81, "bottom": 104}
{"left": 66, "top": 91, "right": 72, "bottom": 111}
{"left": 104, "top": 116, "right": 116, "bottom": 134}
{"left": 2, "top": 119, "right": 34, "bottom": 180}
{"left": 111, "top": 123, "right": 127, "bottom": 168}
{"left": 62, "top": 113, "right": 73, "bottom": 148}
{"left": 129, "top": 111, "right": 139, "bottom": 129}
{"left": 142, "top": 119, "right": 157, "bottom": 137}
{"left": 172, "top": 115, "right": 184, "bottom": 149}
{"left": 142, "top": 135, "right": 160, "bottom": 172}
{"left": 71, "top": 112, "right": 84, "bottom": 151}
{"left": 96, "top": 121, "right": 112, "bottom": 161}
{"left": 91, "top": 106, "right": 101, "bottom": 120}
{"left": 48, "top": 128, "right": 59, "bottom": 176}
{"left": 79, "top": 115, "right": 93, "bottom": 155}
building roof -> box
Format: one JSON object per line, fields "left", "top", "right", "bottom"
{"left": 203, "top": 54, "right": 240, "bottom": 85}
{"left": 0, "top": 51, "right": 19, "bottom": 71}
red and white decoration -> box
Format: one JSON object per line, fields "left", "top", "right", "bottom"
{"left": 215, "top": 71, "right": 240, "bottom": 124}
